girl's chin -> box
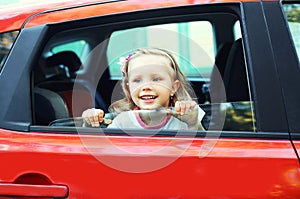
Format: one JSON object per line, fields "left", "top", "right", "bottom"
{"left": 137, "top": 100, "right": 169, "bottom": 110}
{"left": 138, "top": 105, "right": 166, "bottom": 110}
{"left": 139, "top": 106, "right": 156, "bottom": 110}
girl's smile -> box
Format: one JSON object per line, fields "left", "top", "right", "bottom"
{"left": 139, "top": 94, "right": 157, "bottom": 103}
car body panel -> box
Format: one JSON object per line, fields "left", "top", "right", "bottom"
{"left": 0, "top": 129, "right": 299, "bottom": 198}
{"left": 1, "top": 0, "right": 261, "bottom": 33}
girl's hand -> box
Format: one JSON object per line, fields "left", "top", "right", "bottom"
{"left": 174, "top": 100, "right": 205, "bottom": 130}
{"left": 175, "top": 100, "right": 197, "bottom": 115}
{"left": 82, "top": 108, "right": 104, "bottom": 127}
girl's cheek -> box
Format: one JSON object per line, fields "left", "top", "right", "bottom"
{"left": 128, "top": 84, "right": 139, "bottom": 94}
{"left": 154, "top": 81, "right": 173, "bottom": 90}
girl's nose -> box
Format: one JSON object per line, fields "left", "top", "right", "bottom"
{"left": 141, "top": 83, "right": 153, "bottom": 91}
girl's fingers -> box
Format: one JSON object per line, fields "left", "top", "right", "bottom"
{"left": 97, "top": 109, "right": 104, "bottom": 123}
{"left": 180, "top": 102, "right": 187, "bottom": 115}
{"left": 175, "top": 101, "right": 186, "bottom": 115}
{"left": 190, "top": 101, "right": 197, "bottom": 109}
{"left": 82, "top": 108, "right": 104, "bottom": 127}
{"left": 175, "top": 101, "right": 181, "bottom": 113}
{"left": 175, "top": 101, "right": 197, "bottom": 115}
{"left": 82, "top": 110, "right": 91, "bottom": 124}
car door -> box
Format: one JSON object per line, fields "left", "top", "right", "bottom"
{"left": 0, "top": 1, "right": 300, "bottom": 198}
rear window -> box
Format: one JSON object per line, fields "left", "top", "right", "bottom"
{"left": 52, "top": 40, "right": 88, "bottom": 62}
{"left": 107, "top": 21, "right": 215, "bottom": 81}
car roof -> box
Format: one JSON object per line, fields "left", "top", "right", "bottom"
{"left": 0, "top": 0, "right": 267, "bottom": 33}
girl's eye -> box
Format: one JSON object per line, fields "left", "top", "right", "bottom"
{"left": 153, "top": 77, "right": 161, "bottom": 81}
{"left": 133, "top": 79, "right": 141, "bottom": 83}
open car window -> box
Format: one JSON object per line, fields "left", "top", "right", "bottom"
{"left": 31, "top": 6, "right": 256, "bottom": 133}
{"left": 107, "top": 21, "right": 215, "bottom": 81}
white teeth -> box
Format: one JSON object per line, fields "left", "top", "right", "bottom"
{"left": 141, "top": 96, "right": 155, "bottom": 99}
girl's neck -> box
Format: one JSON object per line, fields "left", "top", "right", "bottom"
{"left": 138, "top": 112, "right": 167, "bottom": 126}
{"left": 134, "top": 108, "right": 171, "bottom": 129}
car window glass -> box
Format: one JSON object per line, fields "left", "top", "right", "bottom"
{"left": 51, "top": 39, "right": 89, "bottom": 69}
{"left": 282, "top": 3, "right": 300, "bottom": 61}
{"left": 0, "top": 31, "right": 19, "bottom": 70}
{"left": 105, "top": 20, "right": 255, "bottom": 132}
{"left": 107, "top": 21, "right": 214, "bottom": 81}
{"left": 32, "top": 14, "right": 256, "bottom": 133}
{"left": 52, "top": 40, "right": 87, "bottom": 58}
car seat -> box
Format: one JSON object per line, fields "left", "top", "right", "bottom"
{"left": 34, "top": 87, "right": 69, "bottom": 125}
{"left": 189, "top": 43, "right": 233, "bottom": 105}
{"left": 209, "top": 39, "right": 249, "bottom": 102}
{"left": 208, "top": 38, "right": 250, "bottom": 130}
{"left": 223, "top": 38, "right": 249, "bottom": 102}
{"left": 209, "top": 42, "right": 233, "bottom": 103}
{"left": 36, "top": 51, "right": 107, "bottom": 116}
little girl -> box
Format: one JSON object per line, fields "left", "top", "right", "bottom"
{"left": 82, "top": 47, "right": 205, "bottom": 130}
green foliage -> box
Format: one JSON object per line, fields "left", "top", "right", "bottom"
{"left": 284, "top": 4, "right": 300, "bottom": 22}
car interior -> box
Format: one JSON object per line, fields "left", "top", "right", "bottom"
{"left": 31, "top": 6, "right": 256, "bottom": 132}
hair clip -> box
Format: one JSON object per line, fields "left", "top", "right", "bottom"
{"left": 118, "top": 54, "right": 132, "bottom": 77}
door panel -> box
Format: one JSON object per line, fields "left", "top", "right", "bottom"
{"left": 0, "top": 129, "right": 299, "bottom": 198}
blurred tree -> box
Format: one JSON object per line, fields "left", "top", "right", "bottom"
{"left": 0, "top": 31, "right": 18, "bottom": 66}
{"left": 283, "top": 4, "right": 300, "bottom": 22}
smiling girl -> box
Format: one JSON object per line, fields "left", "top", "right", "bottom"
{"left": 82, "top": 47, "right": 205, "bottom": 130}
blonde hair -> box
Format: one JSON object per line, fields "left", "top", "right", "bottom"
{"left": 109, "top": 47, "right": 195, "bottom": 113}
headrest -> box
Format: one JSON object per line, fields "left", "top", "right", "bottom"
{"left": 45, "top": 51, "right": 82, "bottom": 73}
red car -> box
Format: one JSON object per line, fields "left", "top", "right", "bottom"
{"left": 0, "top": 0, "right": 300, "bottom": 198}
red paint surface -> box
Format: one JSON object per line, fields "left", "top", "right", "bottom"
{"left": 0, "top": 129, "right": 299, "bottom": 198}
{"left": 0, "top": 0, "right": 261, "bottom": 33}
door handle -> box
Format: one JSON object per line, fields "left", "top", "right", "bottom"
{"left": 0, "top": 183, "right": 68, "bottom": 198}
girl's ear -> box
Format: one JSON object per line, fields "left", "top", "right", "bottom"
{"left": 172, "top": 80, "right": 180, "bottom": 93}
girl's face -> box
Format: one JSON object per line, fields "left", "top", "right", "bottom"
{"left": 127, "top": 54, "right": 179, "bottom": 110}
